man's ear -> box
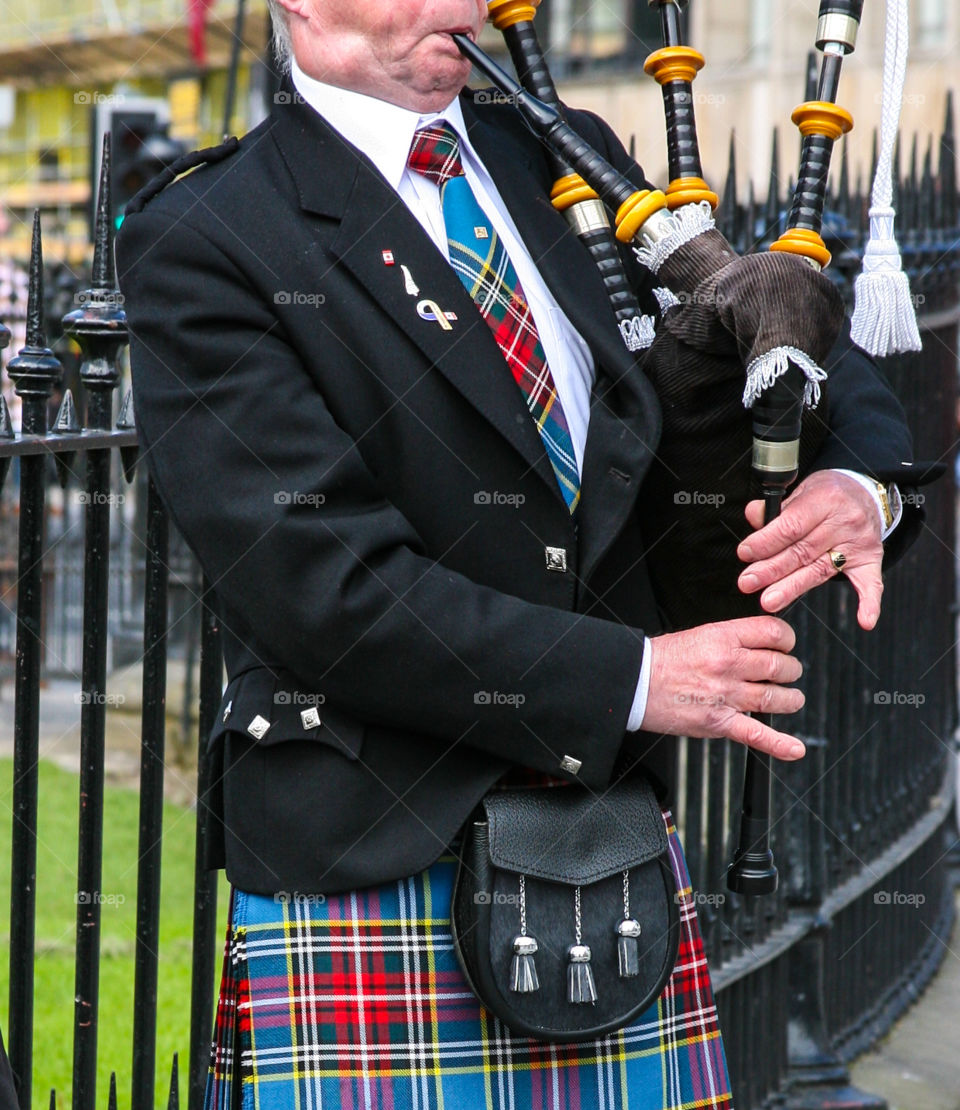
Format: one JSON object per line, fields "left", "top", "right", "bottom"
{"left": 274, "top": 0, "right": 309, "bottom": 17}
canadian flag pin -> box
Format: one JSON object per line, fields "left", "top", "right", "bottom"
{"left": 382, "top": 250, "right": 395, "bottom": 265}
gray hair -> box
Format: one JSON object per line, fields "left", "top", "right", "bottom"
{"left": 267, "top": 0, "right": 293, "bottom": 75}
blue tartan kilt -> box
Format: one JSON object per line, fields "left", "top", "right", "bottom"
{"left": 204, "top": 812, "right": 733, "bottom": 1110}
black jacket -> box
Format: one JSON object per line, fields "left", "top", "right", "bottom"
{"left": 115, "top": 80, "right": 923, "bottom": 894}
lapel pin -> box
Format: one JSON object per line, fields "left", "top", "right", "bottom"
{"left": 474, "top": 226, "right": 489, "bottom": 240}
{"left": 401, "top": 265, "right": 420, "bottom": 296}
{"left": 382, "top": 249, "right": 395, "bottom": 265}
{"left": 417, "top": 299, "right": 454, "bottom": 331}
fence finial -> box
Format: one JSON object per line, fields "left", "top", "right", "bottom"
{"left": 763, "top": 127, "right": 780, "bottom": 241}
{"left": 167, "top": 1052, "right": 180, "bottom": 1110}
{"left": 720, "top": 131, "right": 738, "bottom": 242}
{"left": 116, "top": 390, "right": 139, "bottom": 482}
{"left": 93, "top": 132, "right": 115, "bottom": 291}
{"left": 6, "top": 211, "right": 61, "bottom": 435}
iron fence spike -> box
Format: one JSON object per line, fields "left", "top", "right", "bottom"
{"left": 167, "top": 1053, "right": 180, "bottom": 1110}
{"left": 26, "top": 210, "right": 46, "bottom": 349}
{"left": 93, "top": 133, "right": 115, "bottom": 291}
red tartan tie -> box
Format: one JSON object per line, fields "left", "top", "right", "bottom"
{"left": 408, "top": 124, "right": 580, "bottom": 513}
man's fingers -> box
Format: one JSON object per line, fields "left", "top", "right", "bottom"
{"left": 738, "top": 495, "right": 829, "bottom": 563}
{"left": 847, "top": 565, "right": 884, "bottom": 630}
{"left": 728, "top": 615, "right": 797, "bottom": 653}
{"left": 736, "top": 649, "right": 804, "bottom": 686}
{"left": 751, "top": 551, "right": 846, "bottom": 612}
{"left": 725, "top": 714, "right": 807, "bottom": 760}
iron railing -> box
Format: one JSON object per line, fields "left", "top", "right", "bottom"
{"left": 1, "top": 97, "right": 958, "bottom": 1109}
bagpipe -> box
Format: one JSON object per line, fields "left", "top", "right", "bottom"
{"left": 457, "top": 0, "right": 920, "bottom": 895}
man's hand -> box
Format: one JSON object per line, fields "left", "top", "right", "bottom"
{"left": 736, "top": 470, "right": 884, "bottom": 630}
{"left": 641, "top": 617, "right": 806, "bottom": 759}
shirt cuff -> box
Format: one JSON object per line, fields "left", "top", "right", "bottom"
{"left": 831, "top": 469, "right": 903, "bottom": 542}
{"left": 626, "top": 637, "right": 652, "bottom": 732}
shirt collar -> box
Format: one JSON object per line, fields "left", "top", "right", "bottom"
{"left": 290, "top": 59, "right": 474, "bottom": 190}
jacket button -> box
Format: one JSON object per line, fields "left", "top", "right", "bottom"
{"left": 300, "top": 707, "right": 322, "bottom": 730}
{"left": 247, "top": 715, "right": 272, "bottom": 739}
{"left": 545, "top": 546, "right": 568, "bottom": 573}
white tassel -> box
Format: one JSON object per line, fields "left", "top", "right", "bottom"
{"left": 652, "top": 286, "right": 681, "bottom": 314}
{"left": 742, "top": 345, "right": 827, "bottom": 410}
{"left": 850, "top": 0, "right": 922, "bottom": 355}
{"left": 619, "top": 314, "right": 657, "bottom": 351}
{"left": 632, "top": 201, "right": 716, "bottom": 274}
{"left": 851, "top": 209, "right": 921, "bottom": 355}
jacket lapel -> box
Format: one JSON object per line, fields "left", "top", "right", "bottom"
{"left": 269, "top": 86, "right": 560, "bottom": 499}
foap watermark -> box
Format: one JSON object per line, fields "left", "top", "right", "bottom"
{"left": 474, "top": 490, "right": 526, "bottom": 508}
{"left": 694, "top": 91, "right": 726, "bottom": 107}
{"left": 274, "top": 690, "right": 325, "bottom": 707}
{"left": 876, "top": 90, "right": 925, "bottom": 107}
{"left": 874, "top": 691, "right": 926, "bottom": 707}
{"left": 274, "top": 490, "right": 326, "bottom": 507}
{"left": 274, "top": 891, "right": 327, "bottom": 905}
{"left": 74, "top": 90, "right": 125, "bottom": 106}
{"left": 903, "top": 491, "right": 926, "bottom": 507}
{"left": 674, "top": 288, "right": 729, "bottom": 309}
{"left": 78, "top": 491, "right": 125, "bottom": 506}
{"left": 75, "top": 691, "right": 126, "bottom": 706}
{"left": 474, "top": 691, "right": 526, "bottom": 707}
{"left": 674, "top": 490, "right": 726, "bottom": 507}
{"left": 675, "top": 890, "right": 726, "bottom": 907}
{"left": 74, "top": 290, "right": 124, "bottom": 308}
{"left": 473, "top": 890, "right": 521, "bottom": 905}
{"left": 473, "top": 89, "right": 520, "bottom": 106}
{"left": 874, "top": 890, "right": 926, "bottom": 906}
{"left": 674, "top": 692, "right": 725, "bottom": 707}
{"left": 274, "top": 290, "right": 326, "bottom": 307}
{"left": 273, "top": 90, "right": 307, "bottom": 105}
{"left": 75, "top": 890, "right": 126, "bottom": 906}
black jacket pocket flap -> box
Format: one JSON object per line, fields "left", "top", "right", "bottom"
{"left": 209, "top": 667, "right": 363, "bottom": 760}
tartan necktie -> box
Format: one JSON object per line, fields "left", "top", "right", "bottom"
{"left": 407, "top": 123, "right": 580, "bottom": 513}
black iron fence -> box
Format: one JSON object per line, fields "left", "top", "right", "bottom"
{"left": 1, "top": 100, "right": 958, "bottom": 1110}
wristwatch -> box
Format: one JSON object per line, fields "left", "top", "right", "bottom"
{"left": 874, "top": 481, "right": 901, "bottom": 532}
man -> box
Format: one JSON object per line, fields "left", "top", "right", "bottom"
{"left": 116, "top": 1, "right": 926, "bottom": 1106}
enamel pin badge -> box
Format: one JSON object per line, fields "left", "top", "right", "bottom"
{"left": 417, "top": 299, "right": 457, "bottom": 330}
{"left": 401, "top": 265, "right": 420, "bottom": 296}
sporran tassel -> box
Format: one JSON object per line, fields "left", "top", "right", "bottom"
{"left": 617, "top": 869, "right": 642, "bottom": 978}
{"left": 567, "top": 886, "right": 597, "bottom": 1004}
{"left": 510, "top": 935, "right": 540, "bottom": 993}
{"left": 509, "top": 874, "right": 540, "bottom": 993}
{"left": 567, "top": 944, "right": 597, "bottom": 1004}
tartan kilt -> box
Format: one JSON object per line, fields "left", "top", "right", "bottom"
{"left": 204, "top": 811, "right": 733, "bottom": 1110}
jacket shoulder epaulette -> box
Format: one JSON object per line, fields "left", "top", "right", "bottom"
{"left": 124, "top": 135, "right": 242, "bottom": 216}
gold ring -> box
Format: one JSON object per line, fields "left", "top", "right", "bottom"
{"left": 829, "top": 549, "right": 847, "bottom": 571}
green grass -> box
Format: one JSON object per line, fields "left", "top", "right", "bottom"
{"left": 0, "top": 758, "right": 230, "bottom": 1109}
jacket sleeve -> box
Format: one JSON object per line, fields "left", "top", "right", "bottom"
{"left": 116, "top": 205, "right": 645, "bottom": 791}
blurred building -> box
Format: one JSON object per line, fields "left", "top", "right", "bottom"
{"left": 0, "top": 0, "right": 953, "bottom": 267}
{"left": 550, "top": 0, "right": 957, "bottom": 211}
{"left": 0, "top": 0, "right": 271, "bottom": 265}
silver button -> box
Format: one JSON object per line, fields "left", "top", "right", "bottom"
{"left": 222, "top": 699, "right": 233, "bottom": 723}
{"left": 247, "top": 714, "right": 272, "bottom": 739}
{"left": 545, "top": 546, "right": 567, "bottom": 573}
{"left": 300, "top": 707, "right": 322, "bottom": 730}
{"left": 560, "top": 754, "right": 582, "bottom": 775}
